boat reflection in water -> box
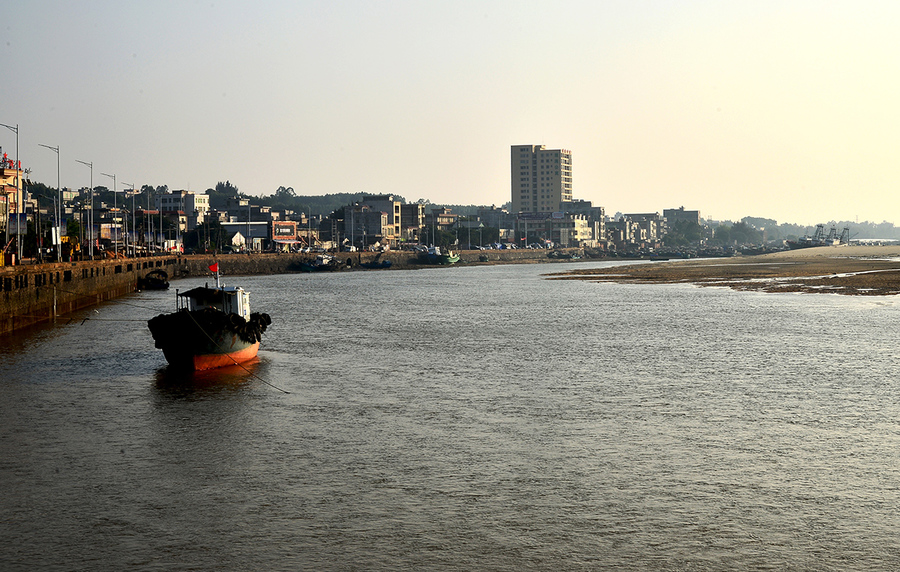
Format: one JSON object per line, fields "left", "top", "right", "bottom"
{"left": 153, "top": 357, "right": 261, "bottom": 392}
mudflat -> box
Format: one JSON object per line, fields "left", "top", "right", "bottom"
{"left": 548, "top": 245, "right": 900, "bottom": 295}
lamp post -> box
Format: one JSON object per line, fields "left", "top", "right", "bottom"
{"left": 0, "top": 123, "right": 20, "bottom": 262}
{"left": 101, "top": 172, "right": 117, "bottom": 256}
{"left": 122, "top": 182, "right": 135, "bottom": 257}
{"left": 38, "top": 143, "right": 61, "bottom": 262}
{"left": 75, "top": 160, "right": 93, "bottom": 259}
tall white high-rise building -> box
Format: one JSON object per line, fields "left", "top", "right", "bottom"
{"left": 510, "top": 144, "right": 572, "bottom": 214}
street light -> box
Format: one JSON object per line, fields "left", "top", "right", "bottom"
{"left": 100, "top": 172, "right": 117, "bottom": 256}
{"left": 38, "top": 143, "right": 61, "bottom": 262}
{"left": 122, "top": 182, "right": 135, "bottom": 257}
{"left": 0, "top": 122, "right": 20, "bottom": 262}
{"left": 75, "top": 159, "right": 93, "bottom": 259}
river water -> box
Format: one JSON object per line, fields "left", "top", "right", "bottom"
{"left": 2, "top": 261, "right": 899, "bottom": 571}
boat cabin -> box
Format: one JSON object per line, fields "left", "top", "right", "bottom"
{"left": 177, "top": 286, "right": 251, "bottom": 321}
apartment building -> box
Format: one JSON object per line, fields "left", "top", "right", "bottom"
{"left": 361, "top": 195, "right": 402, "bottom": 238}
{"left": 156, "top": 190, "right": 210, "bottom": 231}
{"left": 510, "top": 144, "right": 573, "bottom": 214}
{"left": 624, "top": 212, "right": 666, "bottom": 242}
{"left": 663, "top": 207, "right": 701, "bottom": 226}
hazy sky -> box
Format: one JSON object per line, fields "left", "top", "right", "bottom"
{"left": 4, "top": 0, "right": 899, "bottom": 225}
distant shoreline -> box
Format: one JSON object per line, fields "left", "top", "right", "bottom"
{"left": 547, "top": 245, "right": 900, "bottom": 296}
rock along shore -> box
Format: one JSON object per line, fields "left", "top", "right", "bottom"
{"left": 547, "top": 245, "right": 900, "bottom": 296}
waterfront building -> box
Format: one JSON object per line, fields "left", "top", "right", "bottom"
{"left": 424, "top": 207, "right": 458, "bottom": 232}
{"left": 360, "top": 195, "right": 402, "bottom": 238}
{"left": 344, "top": 204, "right": 391, "bottom": 249}
{"left": 220, "top": 221, "right": 270, "bottom": 251}
{"left": 562, "top": 200, "right": 605, "bottom": 244}
{"left": 516, "top": 211, "right": 597, "bottom": 248}
{"left": 510, "top": 144, "right": 573, "bottom": 214}
{"left": 1, "top": 152, "right": 24, "bottom": 259}
{"left": 623, "top": 212, "right": 666, "bottom": 242}
{"left": 223, "top": 196, "right": 251, "bottom": 221}
{"left": 477, "top": 205, "right": 510, "bottom": 231}
{"left": 400, "top": 203, "right": 425, "bottom": 244}
{"left": 663, "top": 207, "right": 701, "bottom": 226}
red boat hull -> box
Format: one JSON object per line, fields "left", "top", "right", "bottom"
{"left": 187, "top": 341, "right": 260, "bottom": 371}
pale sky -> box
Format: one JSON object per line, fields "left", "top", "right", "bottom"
{"left": 4, "top": 0, "right": 899, "bottom": 225}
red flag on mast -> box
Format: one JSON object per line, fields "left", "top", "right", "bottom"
{"left": 208, "top": 263, "right": 219, "bottom": 273}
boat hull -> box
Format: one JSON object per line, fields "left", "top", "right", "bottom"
{"left": 163, "top": 340, "right": 260, "bottom": 371}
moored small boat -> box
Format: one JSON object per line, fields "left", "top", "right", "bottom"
{"left": 147, "top": 265, "right": 271, "bottom": 370}
{"left": 138, "top": 269, "right": 170, "bottom": 290}
{"left": 420, "top": 246, "right": 460, "bottom": 265}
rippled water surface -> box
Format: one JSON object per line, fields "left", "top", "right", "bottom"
{"left": 2, "top": 261, "right": 900, "bottom": 571}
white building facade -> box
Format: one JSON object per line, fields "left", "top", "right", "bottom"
{"left": 156, "top": 190, "right": 210, "bottom": 231}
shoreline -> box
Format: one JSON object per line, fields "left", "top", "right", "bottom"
{"left": 547, "top": 245, "right": 900, "bottom": 296}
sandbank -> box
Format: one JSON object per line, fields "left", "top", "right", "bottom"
{"left": 548, "top": 245, "right": 900, "bottom": 295}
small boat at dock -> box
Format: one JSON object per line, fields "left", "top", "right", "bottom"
{"left": 420, "top": 246, "right": 460, "bottom": 265}
{"left": 137, "top": 269, "right": 170, "bottom": 290}
{"left": 147, "top": 264, "right": 271, "bottom": 370}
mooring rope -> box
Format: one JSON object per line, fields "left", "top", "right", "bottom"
{"left": 183, "top": 309, "right": 289, "bottom": 394}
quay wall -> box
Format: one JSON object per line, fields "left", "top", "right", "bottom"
{"left": 0, "top": 249, "right": 571, "bottom": 335}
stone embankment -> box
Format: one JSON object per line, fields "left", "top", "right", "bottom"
{"left": 0, "top": 248, "right": 574, "bottom": 335}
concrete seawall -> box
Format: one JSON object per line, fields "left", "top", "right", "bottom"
{"left": 0, "top": 249, "right": 571, "bottom": 335}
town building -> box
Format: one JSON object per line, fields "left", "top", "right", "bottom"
{"left": 223, "top": 196, "right": 251, "bottom": 221}
{"left": 663, "top": 207, "right": 701, "bottom": 226}
{"left": 156, "top": 190, "right": 210, "bottom": 231}
{"left": 425, "top": 207, "right": 458, "bottom": 232}
{"left": 400, "top": 203, "right": 425, "bottom": 244}
{"left": 510, "top": 144, "right": 573, "bottom": 214}
{"left": 477, "top": 205, "right": 510, "bottom": 231}
{"left": 562, "top": 200, "right": 605, "bottom": 244}
{"left": 1, "top": 152, "right": 24, "bottom": 262}
{"left": 516, "top": 211, "right": 597, "bottom": 248}
{"left": 623, "top": 212, "right": 666, "bottom": 242}
{"left": 360, "top": 195, "right": 402, "bottom": 238}
{"left": 344, "top": 204, "right": 391, "bottom": 249}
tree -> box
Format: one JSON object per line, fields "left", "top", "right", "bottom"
{"left": 274, "top": 186, "right": 296, "bottom": 199}
{"left": 66, "top": 216, "right": 81, "bottom": 239}
{"left": 206, "top": 181, "right": 241, "bottom": 209}
{"left": 662, "top": 220, "right": 703, "bottom": 246}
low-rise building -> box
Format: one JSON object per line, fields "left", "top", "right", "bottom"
{"left": 156, "top": 190, "right": 209, "bottom": 230}
{"left": 1, "top": 153, "right": 24, "bottom": 252}
{"left": 663, "top": 207, "right": 701, "bottom": 226}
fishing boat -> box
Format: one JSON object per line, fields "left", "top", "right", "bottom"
{"left": 147, "top": 264, "right": 271, "bottom": 370}
{"left": 786, "top": 224, "right": 850, "bottom": 249}
{"left": 420, "top": 246, "right": 460, "bottom": 265}
{"left": 137, "top": 269, "right": 170, "bottom": 290}
{"left": 298, "top": 253, "right": 344, "bottom": 272}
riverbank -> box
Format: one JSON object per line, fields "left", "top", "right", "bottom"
{"left": 547, "top": 245, "right": 900, "bottom": 295}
